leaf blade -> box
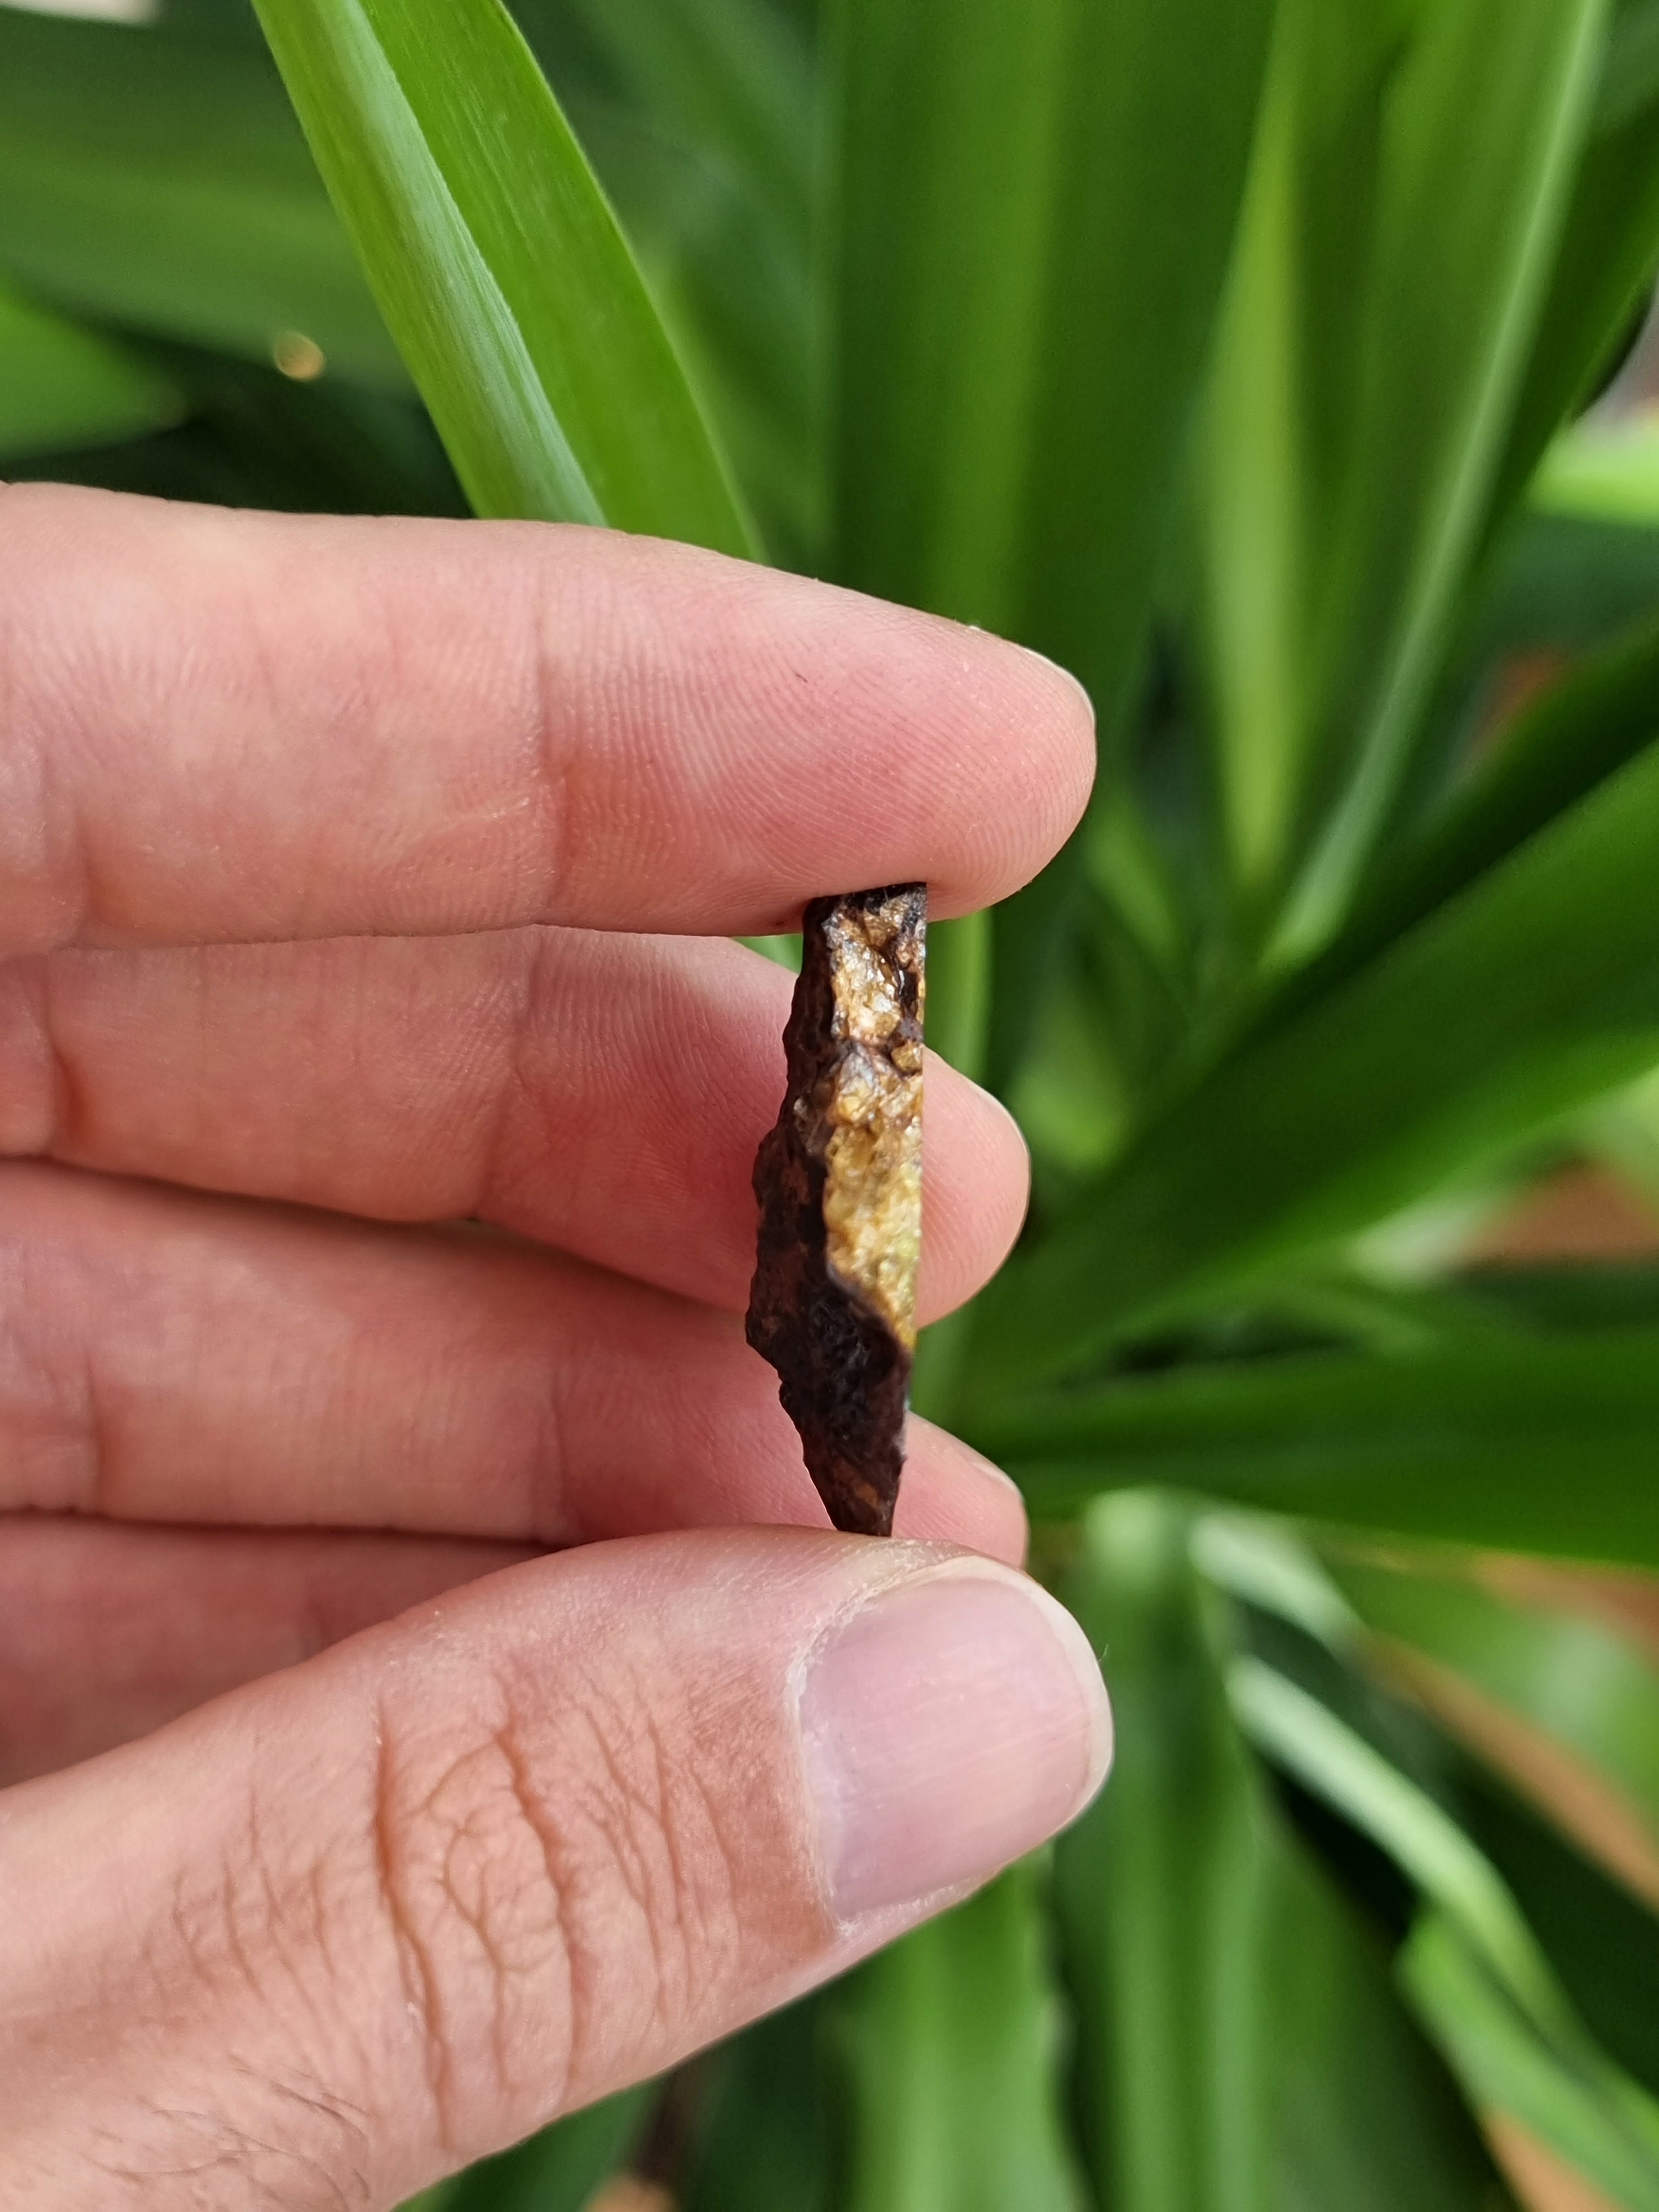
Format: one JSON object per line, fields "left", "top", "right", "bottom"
{"left": 253, "top": 0, "right": 752, "bottom": 544}
{"left": 976, "top": 1327, "right": 1659, "bottom": 1567}
{"left": 976, "top": 735, "right": 1659, "bottom": 1387}
{"left": 0, "top": 9, "right": 401, "bottom": 385}
{"left": 0, "top": 282, "right": 181, "bottom": 458}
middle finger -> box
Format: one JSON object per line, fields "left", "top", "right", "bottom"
{"left": 0, "top": 928, "right": 1027, "bottom": 1318}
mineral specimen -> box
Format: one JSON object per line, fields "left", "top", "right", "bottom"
{"left": 746, "top": 884, "right": 926, "bottom": 1537}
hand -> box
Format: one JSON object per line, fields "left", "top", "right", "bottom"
{"left": 0, "top": 484, "right": 1110, "bottom": 2208}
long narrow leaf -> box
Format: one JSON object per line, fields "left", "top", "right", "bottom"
{"left": 1335, "top": 1559, "right": 1659, "bottom": 1907}
{"left": 1264, "top": 0, "right": 1611, "bottom": 959}
{"left": 1486, "top": 35, "right": 1659, "bottom": 529}
{"left": 1054, "top": 1495, "right": 1276, "bottom": 2212}
{"left": 831, "top": 0, "right": 1271, "bottom": 716}
{"left": 975, "top": 1328, "right": 1659, "bottom": 1567}
{"left": 1403, "top": 1914, "right": 1659, "bottom": 2211}
{"left": 975, "top": 736, "right": 1659, "bottom": 1388}
{"left": 832, "top": 1867, "right": 1084, "bottom": 2212}
{"left": 254, "top": 0, "right": 752, "bottom": 544}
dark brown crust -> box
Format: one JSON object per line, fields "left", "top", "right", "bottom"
{"left": 745, "top": 885, "right": 926, "bottom": 1537}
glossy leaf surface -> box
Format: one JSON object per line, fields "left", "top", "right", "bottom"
{"left": 830, "top": 0, "right": 1271, "bottom": 729}
{"left": 254, "top": 0, "right": 752, "bottom": 541}
{"left": 1263, "top": 0, "right": 1611, "bottom": 957}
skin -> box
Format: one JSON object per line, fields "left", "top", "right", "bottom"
{"left": 0, "top": 484, "right": 1102, "bottom": 2208}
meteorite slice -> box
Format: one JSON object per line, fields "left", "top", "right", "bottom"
{"left": 746, "top": 885, "right": 926, "bottom": 1537}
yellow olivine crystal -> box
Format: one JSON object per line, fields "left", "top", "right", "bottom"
{"left": 816, "top": 898, "right": 924, "bottom": 1350}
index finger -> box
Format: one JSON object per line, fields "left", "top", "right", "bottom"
{"left": 0, "top": 484, "right": 1094, "bottom": 956}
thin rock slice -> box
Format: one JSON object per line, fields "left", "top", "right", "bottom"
{"left": 745, "top": 884, "right": 926, "bottom": 1537}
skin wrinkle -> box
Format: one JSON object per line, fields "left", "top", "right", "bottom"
{"left": 80, "top": 2094, "right": 366, "bottom": 2212}
{"left": 369, "top": 1708, "right": 457, "bottom": 2155}
{"left": 0, "top": 1535, "right": 925, "bottom": 2208}
{"left": 487, "top": 1721, "right": 575, "bottom": 2099}
{"left": 561, "top": 1688, "right": 687, "bottom": 2079}
{"left": 18, "top": 954, "right": 70, "bottom": 1157}
{"left": 481, "top": 924, "right": 567, "bottom": 1234}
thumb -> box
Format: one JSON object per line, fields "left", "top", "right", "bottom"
{"left": 0, "top": 1528, "right": 1110, "bottom": 2209}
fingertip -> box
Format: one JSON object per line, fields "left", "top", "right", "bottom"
{"left": 1001, "top": 639, "right": 1099, "bottom": 865}
{"left": 896, "top": 1420, "right": 1029, "bottom": 1567}
{"left": 918, "top": 1059, "right": 1030, "bottom": 1323}
{"left": 896, "top": 620, "right": 1098, "bottom": 918}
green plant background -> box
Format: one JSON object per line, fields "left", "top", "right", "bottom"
{"left": 11, "top": 0, "right": 1659, "bottom": 2203}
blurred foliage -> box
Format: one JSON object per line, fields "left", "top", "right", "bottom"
{"left": 11, "top": 0, "right": 1659, "bottom": 2202}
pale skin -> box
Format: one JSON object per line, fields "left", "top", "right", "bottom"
{"left": 0, "top": 484, "right": 1112, "bottom": 2208}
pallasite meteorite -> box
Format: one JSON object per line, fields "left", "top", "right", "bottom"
{"left": 746, "top": 885, "right": 926, "bottom": 1537}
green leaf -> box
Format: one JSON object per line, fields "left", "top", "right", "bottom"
{"left": 1244, "top": 0, "right": 1613, "bottom": 961}
{"left": 1472, "top": 1782, "right": 1659, "bottom": 2100}
{"left": 552, "top": 0, "right": 812, "bottom": 241}
{"left": 1275, "top": 613, "right": 1659, "bottom": 1021}
{"left": 0, "top": 9, "right": 401, "bottom": 385}
{"left": 828, "top": 0, "right": 1272, "bottom": 724}
{"left": 975, "top": 735, "right": 1659, "bottom": 1389}
{"left": 1267, "top": 1847, "right": 1505, "bottom": 2212}
{"left": 1234, "top": 1660, "right": 1659, "bottom": 2206}
{"left": 1232, "top": 1659, "right": 1561, "bottom": 2017}
{"left": 1486, "top": 29, "right": 1659, "bottom": 529}
{"left": 253, "top": 0, "right": 753, "bottom": 543}
{"left": 831, "top": 1864, "right": 1084, "bottom": 2212}
{"left": 828, "top": 0, "right": 1270, "bottom": 1113}
{"left": 532, "top": 0, "right": 820, "bottom": 558}
{"left": 1054, "top": 1494, "right": 1277, "bottom": 2212}
{"left": 401, "top": 2084, "right": 653, "bottom": 2212}
{"left": 976, "top": 1328, "right": 1659, "bottom": 1567}
{"left": 680, "top": 1997, "right": 833, "bottom": 2212}
{"left": 1055, "top": 1493, "right": 1497, "bottom": 2211}
{"left": 1334, "top": 1558, "right": 1659, "bottom": 1901}
{"left": 1402, "top": 1912, "right": 1659, "bottom": 2211}
{"left": 1477, "top": 510, "right": 1659, "bottom": 664}
{"left": 0, "top": 283, "right": 181, "bottom": 460}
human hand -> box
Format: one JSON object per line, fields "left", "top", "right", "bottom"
{"left": 0, "top": 485, "right": 1110, "bottom": 2206}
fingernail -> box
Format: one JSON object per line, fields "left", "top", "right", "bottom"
{"left": 799, "top": 1564, "right": 1112, "bottom": 1921}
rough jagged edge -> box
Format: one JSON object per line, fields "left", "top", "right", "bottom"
{"left": 745, "top": 885, "right": 925, "bottom": 1537}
